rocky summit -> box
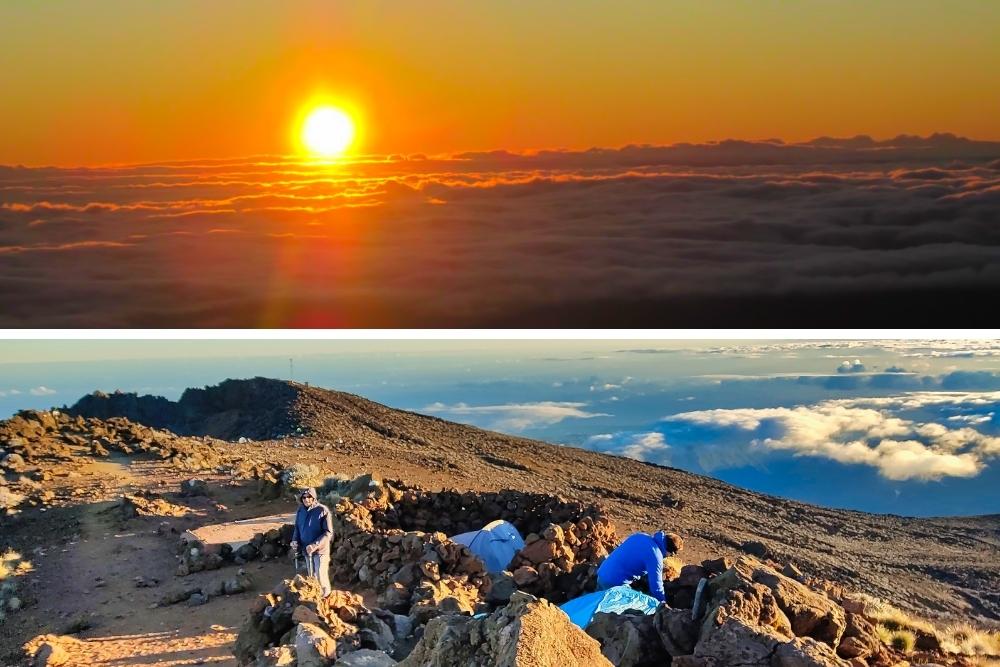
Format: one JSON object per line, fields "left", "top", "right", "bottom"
{"left": 2, "top": 378, "right": 999, "bottom": 666}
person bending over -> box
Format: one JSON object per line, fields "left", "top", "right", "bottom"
{"left": 596, "top": 530, "right": 683, "bottom": 603}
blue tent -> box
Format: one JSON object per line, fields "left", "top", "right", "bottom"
{"left": 450, "top": 519, "right": 525, "bottom": 574}
{"left": 560, "top": 586, "right": 661, "bottom": 629}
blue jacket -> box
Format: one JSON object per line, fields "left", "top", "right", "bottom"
{"left": 596, "top": 532, "right": 669, "bottom": 602}
{"left": 292, "top": 494, "right": 333, "bottom": 556}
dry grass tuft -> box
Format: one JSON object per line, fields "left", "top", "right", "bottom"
{"left": 864, "top": 595, "right": 1000, "bottom": 658}
{"left": 942, "top": 622, "right": 1000, "bottom": 657}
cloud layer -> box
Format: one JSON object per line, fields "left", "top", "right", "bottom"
{"left": 583, "top": 390, "right": 1000, "bottom": 481}
{"left": 1, "top": 134, "right": 998, "bottom": 326}
{"left": 423, "top": 401, "right": 608, "bottom": 431}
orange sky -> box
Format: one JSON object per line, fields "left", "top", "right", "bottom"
{"left": 1, "top": 0, "right": 998, "bottom": 166}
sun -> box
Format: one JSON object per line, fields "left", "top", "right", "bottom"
{"left": 300, "top": 106, "right": 356, "bottom": 157}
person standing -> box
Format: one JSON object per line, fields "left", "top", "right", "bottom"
{"left": 290, "top": 487, "right": 333, "bottom": 596}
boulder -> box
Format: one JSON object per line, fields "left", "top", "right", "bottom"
{"left": 587, "top": 611, "right": 670, "bottom": 666}
{"left": 408, "top": 576, "right": 481, "bottom": 625}
{"left": 518, "top": 536, "right": 561, "bottom": 565}
{"left": 186, "top": 592, "right": 209, "bottom": 606}
{"left": 119, "top": 493, "right": 188, "bottom": 520}
{"left": 399, "top": 592, "right": 611, "bottom": 667}
{"left": 836, "top": 613, "right": 880, "bottom": 661}
{"left": 181, "top": 478, "right": 209, "bottom": 496}
{"left": 254, "top": 645, "right": 296, "bottom": 667}
{"left": 708, "top": 557, "right": 845, "bottom": 647}
{"left": 334, "top": 648, "right": 397, "bottom": 666}
{"left": 686, "top": 557, "right": 855, "bottom": 667}
{"left": 773, "top": 636, "right": 851, "bottom": 666}
{"left": 233, "top": 576, "right": 390, "bottom": 665}
{"left": 486, "top": 571, "right": 517, "bottom": 605}
{"left": 702, "top": 557, "right": 732, "bottom": 576}
{"left": 694, "top": 583, "right": 794, "bottom": 666}
{"left": 296, "top": 622, "right": 338, "bottom": 667}
{"left": 654, "top": 605, "right": 700, "bottom": 656}
{"left": 838, "top": 595, "right": 872, "bottom": 617}
{"left": 233, "top": 576, "right": 332, "bottom": 663}
{"left": 357, "top": 612, "right": 395, "bottom": 652}
{"left": 512, "top": 566, "right": 539, "bottom": 587}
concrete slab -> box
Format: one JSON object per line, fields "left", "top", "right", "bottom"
{"left": 183, "top": 513, "right": 295, "bottom": 552}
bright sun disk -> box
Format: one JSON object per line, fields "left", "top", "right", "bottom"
{"left": 301, "top": 106, "right": 356, "bottom": 157}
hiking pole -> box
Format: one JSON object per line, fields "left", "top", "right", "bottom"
{"left": 305, "top": 549, "right": 314, "bottom": 579}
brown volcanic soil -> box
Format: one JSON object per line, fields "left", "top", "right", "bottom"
{"left": 3, "top": 378, "right": 998, "bottom": 664}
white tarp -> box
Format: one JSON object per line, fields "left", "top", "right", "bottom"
{"left": 450, "top": 519, "right": 525, "bottom": 573}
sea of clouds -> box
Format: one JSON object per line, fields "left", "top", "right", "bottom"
{"left": 1, "top": 134, "right": 998, "bottom": 326}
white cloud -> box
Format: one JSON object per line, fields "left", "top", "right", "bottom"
{"left": 837, "top": 359, "right": 866, "bottom": 373}
{"left": 686, "top": 340, "right": 1000, "bottom": 359}
{"left": 423, "top": 401, "right": 609, "bottom": 431}
{"left": 664, "top": 392, "right": 1000, "bottom": 481}
{"left": 620, "top": 432, "right": 670, "bottom": 462}
{"left": 948, "top": 413, "right": 993, "bottom": 425}
{"left": 590, "top": 383, "right": 621, "bottom": 391}
{"left": 29, "top": 386, "right": 56, "bottom": 396}
{"left": 585, "top": 431, "right": 670, "bottom": 463}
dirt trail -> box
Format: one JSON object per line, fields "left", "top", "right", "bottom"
{"left": 4, "top": 456, "right": 291, "bottom": 667}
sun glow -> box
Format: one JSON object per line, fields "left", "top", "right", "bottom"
{"left": 299, "top": 106, "right": 356, "bottom": 157}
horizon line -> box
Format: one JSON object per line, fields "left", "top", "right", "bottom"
{"left": 4, "top": 131, "right": 999, "bottom": 171}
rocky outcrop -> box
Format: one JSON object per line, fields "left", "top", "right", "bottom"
{"left": 0, "top": 409, "right": 224, "bottom": 472}
{"left": 233, "top": 576, "right": 405, "bottom": 666}
{"left": 679, "top": 557, "right": 850, "bottom": 667}
{"left": 836, "top": 613, "right": 890, "bottom": 664}
{"left": 707, "top": 557, "right": 847, "bottom": 647}
{"left": 118, "top": 493, "right": 189, "bottom": 520}
{"left": 579, "top": 556, "right": 906, "bottom": 667}
{"left": 398, "top": 591, "right": 611, "bottom": 667}
{"left": 587, "top": 611, "right": 672, "bottom": 666}
{"left": 67, "top": 378, "right": 303, "bottom": 441}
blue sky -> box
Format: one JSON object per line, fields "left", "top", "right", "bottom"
{"left": 2, "top": 339, "right": 998, "bottom": 517}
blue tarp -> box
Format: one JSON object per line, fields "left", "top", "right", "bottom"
{"left": 450, "top": 519, "right": 525, "bottom": 574}
{"left": 559, "top": 586, "right": 661, "bottom": 629}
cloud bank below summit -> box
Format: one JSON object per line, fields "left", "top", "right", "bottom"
{"left": 424, "top": 401, "right": 609, "bottom": 431}
{"left": 584, "top": 390, "right": 1000, "bottom": 482}
{"left": 1, "top": 134, "right": 998, "bottom": 326}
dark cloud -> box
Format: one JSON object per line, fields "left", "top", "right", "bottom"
{"left": 0, "top": 135, "right": 998, "bottom": 326}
